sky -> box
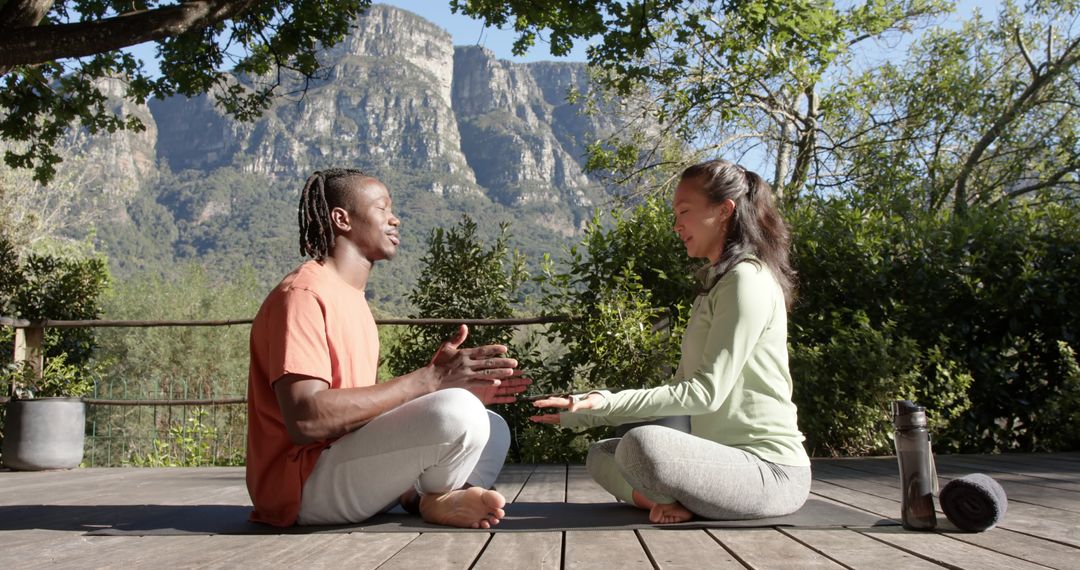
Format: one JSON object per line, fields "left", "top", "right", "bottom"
{"left": 380, "top": 0, "right": 998, "bottom": 64}
{"left": 127, "top": 1, "right": 1001, "bottom": 74}
{"left": 381, "top": 0, "right": 591, "bottom": 62}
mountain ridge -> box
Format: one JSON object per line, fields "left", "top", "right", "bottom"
{"left": 11, "top": 4, "right": 624, "bottom": 314}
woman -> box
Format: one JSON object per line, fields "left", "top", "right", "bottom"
{"left": 531, "top": 159, "right": 810, "bottom": 523}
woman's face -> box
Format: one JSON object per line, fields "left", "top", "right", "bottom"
{"left": 673, "top": 177, "right": 732, "bottom": 264}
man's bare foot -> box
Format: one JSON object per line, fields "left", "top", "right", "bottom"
{"left": 419, "top": 487, "right": 506, "bottom": 529}
{"left": 649, "top": 501, "right": 694, "bottom": 524}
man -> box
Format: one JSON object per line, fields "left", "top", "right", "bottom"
{"left": 246, "top": 168, "right": 529, "bottom": 528}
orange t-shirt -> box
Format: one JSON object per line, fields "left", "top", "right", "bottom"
{"left": 245, "top": 260, "right": 380, "bottom": 526}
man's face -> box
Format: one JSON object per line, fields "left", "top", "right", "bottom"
{"left": 338, "top": 179, "right": 400, "bottom": 262}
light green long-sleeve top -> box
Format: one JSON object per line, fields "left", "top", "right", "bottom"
{"left": 560, "top": 260, "right": 810, "bottom": 467}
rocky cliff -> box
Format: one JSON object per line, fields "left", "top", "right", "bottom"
{"left": 4, "top": 3, "right": 621, "bottom": 310}
{"left": 151, "top": 3, "right": 608, "bottom": 218}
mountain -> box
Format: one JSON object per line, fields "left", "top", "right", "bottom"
{"left": 24, "top": 4, "right": 625, "bottom": 313}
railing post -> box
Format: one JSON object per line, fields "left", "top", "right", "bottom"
{"left": 12, "top": 323, "right": 44, "bottom": 397}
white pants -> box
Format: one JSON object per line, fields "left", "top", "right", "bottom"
{"left": 297, "top": 388, "right": 511, "bottom": 525}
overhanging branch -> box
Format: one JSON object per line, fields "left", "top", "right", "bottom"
{"left": 0, "top": 0, "right": 263, "bottom": 69}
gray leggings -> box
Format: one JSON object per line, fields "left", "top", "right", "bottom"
{"left": 587, "top": 425, "right": 812, "bottom": 519}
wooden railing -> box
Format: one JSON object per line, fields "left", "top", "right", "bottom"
{"left": 0, "top": 314, "right": 574, "bottom": 403}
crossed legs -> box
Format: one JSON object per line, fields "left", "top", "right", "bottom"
{"left": 587, "top": 425, "right": 811, "bottom": 522}
{"left": 297, "top": 388, "right": 511, "bottom": 527}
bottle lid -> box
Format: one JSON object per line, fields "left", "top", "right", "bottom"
{"left": 892, "top": 399, "right": 927, "bottom": 429}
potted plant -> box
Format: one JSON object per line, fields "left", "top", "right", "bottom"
{"left": 1, "top": 352, "right": 95, "bottom": 470}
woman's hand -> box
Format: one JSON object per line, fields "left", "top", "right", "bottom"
{"left": 529, "top": 393, "right": 602, "bottom": 425}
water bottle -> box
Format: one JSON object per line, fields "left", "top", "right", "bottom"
{"left": 892, "top": 400, "right": 937, "bottom": 530}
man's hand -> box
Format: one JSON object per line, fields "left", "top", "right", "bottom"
{"left": 529, "top": 393, "right": 601, "bottom": 425}
{"left": 427, "top": 324, "right": 520, "bottom": 392}
{"left": 470, "top": 375, "right": 532, "bottom": 405}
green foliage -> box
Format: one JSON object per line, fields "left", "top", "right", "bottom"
{"left": 86, "top": 263, "right": 262, "bottom": 466}
{"left": 790, "top": 196, "right": 1080, "bottom": 454}
{"left": 789, "top": 310, "right": 971, "bottom": 456}
{"left": 0, "top": 234, "right": 107, "bottom": 457}
{"left": 0, "top": 234, "right": 110, "bottom": 374}
{"left": 544, "top": 194, "right": 695, "bottom": 321}
{"left": 465, "top": 1, "right": 1078, "bottom": 212}
{"left": 1, "top": 0, "right": 374, "bottom": 184}
{"left": 1039, "top": 341, "right": 1080, "bottom": 450}
{"left": 529, "top": 195, "right": 691, "bottom": 458}
{"left": 93, "top": 263, "right": 261, "bottom": 401}
{"left": 387, "top": 216, "right": 528, "bottom": 371}
{"left": 460, "top": 0, "right": 952, "bottom": 194}
{"left": 822, "top": 2, "right": 1080, "bottom": 212}
{"left": 1, "top": 352, "right": 95, "bottom": 400}
{"left": 385, "top": 216, "right": 559, "bottom": 462}
{"left": 128, "top": 409, "right": 244, "bottom": 467}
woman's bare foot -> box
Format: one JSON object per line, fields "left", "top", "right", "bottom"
{"left": 419, "top": 487, "right": 506, "bottom": 529}
{"left": 649, "top": 501, "right": 694, "bottom": 524}
{"left": 631, "top": 489, "right": 694, "bottom": 524}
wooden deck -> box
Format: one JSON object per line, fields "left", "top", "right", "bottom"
{"left": 1, "top": 453, "right": 1078, "bottom": 569}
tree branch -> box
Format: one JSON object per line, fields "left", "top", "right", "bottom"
{"left": 995, "top": 162, "right": 1080, "bottom": 202}
{"left": 788, "top": 85, "right": 818, "bottom": 199}
{"left": 0, "top": 0, "right": 52, "bottom": 29}
{"left": 1014, "top": 27, "right": 1039, "bottom": 79}
{"left": 0, "top": 0, "right": 263, "bottom": 69}
{"left": 951, "top": 34, "right": 1080, "bottom": 214}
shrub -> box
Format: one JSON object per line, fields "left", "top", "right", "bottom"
{"left": 790, "top": 197, "right": 1080, "bottom": 454}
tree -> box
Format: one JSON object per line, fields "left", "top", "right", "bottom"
{"left": 820, "top": 0, "right": 1080, "bottom": 214}
{"left": 386, "top": 216, "right": 559, "bottom": 461}
{"left": 0, "top": 0, "right": 371, "bottom": 184}
{"left": 386, "top": 216, "right": 528, "bottom": 374}
{"left": 455, "top": 0, "right": 953, "bottom": 200}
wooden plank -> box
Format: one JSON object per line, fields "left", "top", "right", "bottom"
{"left": 60, "top": 534, "right": 415, "bottom": 568}
{"left": 809, "top": 479, "right": 901, "bottom": 521}
{"left": 516, "top": 464, "right": 566, "bottom": 503}
{"left": 566, "top": 464, "right": 614, "bottom": 504}
{"left": 828, "top": 454, "right": 1080, "bottom": 490}
{"left": 377, "top": 532, "right": 490, "bottom": 570}
{"left": 472, "top": 532, "right": 561, "bottom": 570}
{"left": 216, "top": 533, "right": 418, "bottom": 568}
{"left": 858, "top": 526, "right": 1051, "bottom": 570}
{"left": 938, "top": 527, "right": 1080, "bottom": 570}
{"left": 814, "top": 461, "right": 1080, "bottom": 547}
{"left": 810, "top": 478, "right": 1080, "bottom": 568}
{"left": 934, "top": 469, "right": 1080, "bottom": 512}
{"left": 780, "top": 527, "right": 945, "bottom": 569}
{"left": 826, "top": 455, "right": 1080, "bottom": 504}
{"left": 708, "top": 528, "right": 846, "bottom": 569}
{"left": 5, "top": 455, "right": 1080, "bottom": 569}
{"left": 494, "top": 464, "right": 535, "bottom": 503}
{"left": 0, "top": 530, "right": 103, "bottom": 569}
{"left": 637, "top": 528, "right": 744, "bottom": 569}
{"left": 7, "top": 529, "right": 413, "bottom": 570}
{"left": 934, "top": 455, "right": 1080, "bottom": 491}
{"left": 564, "top": 530, "right": 652, "bottom": 569}
{"left": 0, "top": 467, "right": 250, "bottom": 507}
{"left": 978, "top": 500, "right": 1080, "bottom": 548}
{"left": 964, "top": 452, "right": 1080, "bottom": 468}
{"left": 10, "top": 534, "right": 234, "bottom": 569}
{"left": 0, "top": 469, "right": 155, "bottom": 502}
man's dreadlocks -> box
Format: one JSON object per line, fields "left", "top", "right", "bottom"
{"left": 297, "top": 168, "right": 370, "bottom": 261}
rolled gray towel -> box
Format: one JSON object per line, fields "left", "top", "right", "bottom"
{"left": 939, "top": 473, "right": 1008, "bottom": 532}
